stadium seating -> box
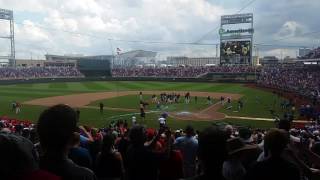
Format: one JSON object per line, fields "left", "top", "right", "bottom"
{"left": 1, "top": 102, "right": 320, "bottom": 179}
{"left": 0, "top": 66, "right": 83, "bottom": 80}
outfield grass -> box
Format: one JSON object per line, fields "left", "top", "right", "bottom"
{"left": 0, "top": 81, "right": 280, "bottom": 129}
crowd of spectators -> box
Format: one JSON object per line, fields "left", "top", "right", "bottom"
{"left": 111, "top": 66, "right": 258, "bottom": 78}
{"left": 258, "top": 64, "right": 320, "bottom": 104}
{"left": 2, "top": 104, "right": 320, "bottom": 179}
{"left": 0, "top": 67, "right": 83, "bottom": 80}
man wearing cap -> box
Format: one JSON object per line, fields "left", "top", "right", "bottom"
{"left": 223, "top": 138, "right": 258, "bottom": 180}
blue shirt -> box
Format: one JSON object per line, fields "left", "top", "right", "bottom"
{"left": 174, "top": 136, "right": 198, "bottom": 167}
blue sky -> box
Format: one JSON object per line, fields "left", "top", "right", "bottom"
{"left": 0, "top": 0, "right": 319, "bottom": 59}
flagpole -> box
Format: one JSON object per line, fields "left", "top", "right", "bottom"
{"left": 108, "top": 39, "right": 115, "bottom": 68}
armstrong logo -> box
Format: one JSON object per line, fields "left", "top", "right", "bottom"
{"left": 219, "top": 28, "right": 253, "bottom": 35}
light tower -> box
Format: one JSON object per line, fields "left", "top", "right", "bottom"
{"left": 0, "top": 8, "right": 15, "bottom": 67}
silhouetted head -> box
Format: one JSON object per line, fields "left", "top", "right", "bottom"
{"left": 185, "top": 125, "right": 194, "bottom": 137}
{"left": 198, "top": 126, "right": 228, "bottom": 174}
{"left": 129, "top": 125, "right": 146, "bottom": 146}
{"left": 277, "top": 119, "right": 291, "bottom": 132}
{"left": 102, "top": 133, "right": 116, "bottom": 152}
{"left": 37, "top": 104, "right": 78, "bottom": 153}
{"left": 264, "top": 128, "right": 289, "bottom": 157}
{"left": 0, "top": 133, "right": 37, "bottom": 179}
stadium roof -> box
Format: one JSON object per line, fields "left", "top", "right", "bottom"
{"left": 45, "top": 54, "right": 114, "bottom": 61}
{"left": 118, "top": 50, "right": 157, "bottom": 59}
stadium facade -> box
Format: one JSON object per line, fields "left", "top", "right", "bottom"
{"left": 166, "top": 56, "right": 220, "bottom": 66}
{"left": 45, "top": 54, "right": 113, "bottom": 77}
{"left": 114, "top": 50, "right": 157, "bottom": 67}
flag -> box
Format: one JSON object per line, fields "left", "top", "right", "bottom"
{"left": 116, "top": 48, "right": 121, "bottom": 55}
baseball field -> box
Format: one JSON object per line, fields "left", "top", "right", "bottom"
{"left": 0, "top": 81, "right": 288, "bottom": 130}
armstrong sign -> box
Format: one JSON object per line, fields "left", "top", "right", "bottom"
{"left": 219, "top": 28, "right": 254, "bottom": 35}
{"left": 0, "top": 8, "right": 13, "bottom": 20}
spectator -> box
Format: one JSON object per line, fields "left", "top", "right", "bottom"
{"left": 95, "top": 133, "right": 124, "bottom": 180}
{"left": 174, "top": 125, "right": 198, "bottom": 178}
{"left": 126, "top": 125, "right": 171, "bottom": 180}
{"left": 191, "top": 126, "right": 228, "bottom": 180}
{"left": 116, "top": 131, "right": 130, "bottom": 170}
{"left": 245, "top": 129, "right": 300, "bottom": 180}
{"left": 159, "top": 136, "right": 184, "bottom": 180}
{"left": 68, "top": 132, "right": 93, "bottom": 169}
{"left": 37, "top": 104, "right": 96, "bottom": 180}
{"left": 223, "top": 138, "right": 258, "bottom": 180}
{"left": 0, "top": 132, "right": 61, "bottom": 180}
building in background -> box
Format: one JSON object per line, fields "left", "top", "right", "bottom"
{"left": 15, "top": 59, "right": 45, "bottom": 67}
{"left": 299, "top": 48, "right": 312, "bottom": 57}
{"left": 12, "top": 59, "right": 79, "bottom": 68}
{"left": 166, "top": 56, "right": 219, "bottom": 66}
{"left": 115, "top": 50, "right": 157, "bottom": 67}
{"left": 260, "top": 56, "right": 279, "bottom": 66}
{"left": 45, "top": 54, "right": 113, "bottom": 77}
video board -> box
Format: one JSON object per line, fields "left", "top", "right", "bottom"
{"left": 220, "top": 40, "right": 251, "bottom": 64}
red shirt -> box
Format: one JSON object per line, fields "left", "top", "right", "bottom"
{"left": 159, "top": 150, "right": 184, "bottom": 180}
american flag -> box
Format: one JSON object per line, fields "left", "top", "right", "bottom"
{"left": 116, "top": 48, "right": 121, "bottom": 55}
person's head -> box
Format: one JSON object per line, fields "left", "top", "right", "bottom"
{"left": 224, "top": 125, "right": 233, "bottom": 138}
{"left": 185, "top": 125, "right": 194, "bottom": 137}
{"left": 239, "top": 127, "right": 253, "bottom": 143}
{"left": 37, "top": 104, "right": 78, "bottom": 153}
{"left": 146, "top": 128, "right": 156, "bottom": 141}
{"left": 277, "top": 119, "right": 291, "bottom": 132}
{"left": 129, "top": 125, "right": 146, "bottom": 146}
{"left": 0, "top": 133, "right": 37, "bottom": 179}
{"left": 102, "top": 133, "right": 115, "bottom": 152}
{"left": 198, "top": 126, "right": 228, "bottom": 173}
{"left": 264, "top": 128, "right": 289, "bottom": 157}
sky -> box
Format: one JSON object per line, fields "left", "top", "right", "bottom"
{"left": 0, "top": 0, "right": 319, "bottom": 60}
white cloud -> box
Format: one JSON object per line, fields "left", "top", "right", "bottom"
{"left": 16, "top": 20, "right": 49, "bottom": 42}
{"left": 0, "top": 0, "right": 319, "bottom": 59}
{"left": 44, "top": 11, "right": 78, "bottom": 31}
{"left": 276, "top": 21, "right": 305, "bottom": 38}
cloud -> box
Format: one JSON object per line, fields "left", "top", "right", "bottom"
{"left": 0, "top": 0, "right": 319, "bottom": 59}
{"left": 16, "top": 20, "right": 49, "bottom": 42}
{"left": 276, "top": 21, "right": 305, "bottom": 38}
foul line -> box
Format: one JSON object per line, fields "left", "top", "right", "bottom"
{"left": 226, "top": 115, "right": 308, "bottom": 123}
{"left": 105, "top": 110, "right": 161, "bottom": 120}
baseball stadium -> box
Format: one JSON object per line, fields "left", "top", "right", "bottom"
{"left": 0, "top": 1, "right": 320, "bottom": 180}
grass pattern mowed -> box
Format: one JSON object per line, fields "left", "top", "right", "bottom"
{"left": 0, "top": 81, "right": 281, "bottom": 129}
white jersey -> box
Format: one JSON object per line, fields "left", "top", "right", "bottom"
{"left": 158, "top": 117, "right": 166, "bottom": 124}
{"left": 132, "top": 116, "right": 137, "bottom": 124}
